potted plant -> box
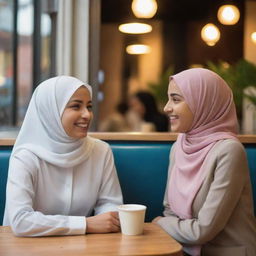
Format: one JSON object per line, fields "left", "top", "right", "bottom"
{"left": 207, "top": 59, "right": 256, "bottom": 128}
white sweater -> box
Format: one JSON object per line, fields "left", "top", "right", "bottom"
{"left": 3, "top": 139, "right": 123, "bottom": 236}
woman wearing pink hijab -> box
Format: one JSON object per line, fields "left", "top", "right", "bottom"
{"left": 153, "top": 68, "right": 256, "bottom": 256}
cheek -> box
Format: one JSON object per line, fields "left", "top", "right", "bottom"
{"left": 61, "top": 115, "right": 71, "bottom": 131}
{"left": 139, "top": 105, "right": 145, "bottom": 114}
{"left": 61, "top": 113, "right": 67, "bottom": 127}
{"left": 61, "top": 111, "right": 75, "bottom": 127}
{"left": 89, "top": 112, "right": 93, "bottom": 121}
{"left": 182, "top": 108, "right": 194, "bottom": 129}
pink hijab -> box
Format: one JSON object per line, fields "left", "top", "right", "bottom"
{"left": 168, "top": 68, "right": 238, "bottom": 219}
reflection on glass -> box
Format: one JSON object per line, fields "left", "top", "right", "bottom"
{"left": 41, "top": 12, "right": 52, "bottom": 81}
{"left": 17, "top": 0, "right": 33, "bottom": 125}
{"left": 0, "top": 0, "right": 56, "bottom": 128}
{"left": 16, "top": 0, "right": 52, "bottom": 125}
{"left": 0, "top": 0, "right": 13, "bottom": 126}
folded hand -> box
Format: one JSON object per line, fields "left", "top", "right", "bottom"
{"left": 86, "top": 211, "right": 120, "bottom": 234}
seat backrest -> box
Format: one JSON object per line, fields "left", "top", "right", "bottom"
{"left": 0, "top": 147, "right": 12, "bottom": 224}
{"left": 110, "top": 141, "right": 172, "bottom": 221}
{"left": 245, "top": 144, "right": 256, "bottom": 215}
{"left": 0, "top": 142, "right": 255, "bottom": 224}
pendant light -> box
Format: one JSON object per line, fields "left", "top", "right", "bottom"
{"left": 131, "top": 0, "right": 158, "bottom": 18}
{"left": 126, "top": 44, "right": 151, "bottom": 55}
{"left": 201, "top": 23, "right": 220, "bottom": 46}
{"left": 118, "top": 23, "right": 152, "bottom": 34}
{"left": 217, "top": 4, "right": 240, "bottom": 25}
{"left": 251, "top": 32, "right": 256, "bottom": 44}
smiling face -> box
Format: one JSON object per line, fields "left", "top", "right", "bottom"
{"left": 61, "top": 86, "right": 93, "bottom": 139}
{"left": 164, "top": 79, "right": 194, "bottom": 133}
{"left": 129, "top": 96, "right": 145, "bottom": 117}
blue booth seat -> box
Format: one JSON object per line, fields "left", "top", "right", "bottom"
{"left": 0, "top": 141, "right": 255, "bottom": 224}
{"left": 245, "top": 145, "right": 256, "bottom": 214}
{"left": 111, "top": 142, "right": 172, "bottom": 221}
{"left": 0, "top": 146, "right": 12, "bottom": 224}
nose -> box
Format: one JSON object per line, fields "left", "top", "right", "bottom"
{"left": 81, "top": 108, "right": 90, "bottom": 119}
{"left": 164, "top": 101, "right": 172, "bottom": 113}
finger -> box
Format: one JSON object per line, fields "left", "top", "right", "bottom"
{"left": 111, "top": 223, "right": 121, "bottom": 232}
{"left": 110, "top": 214, "right": 120, "bottom": 227}
{"left": 110, "top": 211, "right": 119, "bottom": 219}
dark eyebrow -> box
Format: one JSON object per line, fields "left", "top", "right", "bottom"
{"left": 170, "top": 93, "right": 183, "bottom": 98}
{"left": 69, "top": 99, "right": 83, "bottom": 104}
{"left": 68, "top": 100, "right": 93, "bottom": 104}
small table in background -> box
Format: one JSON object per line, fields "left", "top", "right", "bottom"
{"left": 0, "top": 223, "right": 183, "bottom": 256}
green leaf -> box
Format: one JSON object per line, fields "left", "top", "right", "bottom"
{"left": 244, "top": 94, "right": 256, "bottom": 106}
{"left": 207, "top": 59, "right": 256, "bottom": 121}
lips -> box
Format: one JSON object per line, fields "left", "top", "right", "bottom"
{"left": 170, "top": 115, "right": 178, "bottom": 121}
{"left": 75, "top": 123, "right": 89, "bottom": 128}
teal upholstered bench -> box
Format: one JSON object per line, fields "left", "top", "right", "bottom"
{"left": 110, "top": 141, "right": 171, "bottom": 221}
{"left": 0, "top": 146, "right": 12, "bottom": 225}
{"left": 0, "top": 136, "right": 256, "bottom": 224}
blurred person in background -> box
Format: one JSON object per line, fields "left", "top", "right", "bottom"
{"left": 99, "top": 101, "right": 131, "bottom": 132}
{"left": 128, "top": 91, "right": 169, "bottom": 132}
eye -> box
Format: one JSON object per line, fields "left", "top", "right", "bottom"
{"left": 87, "top": 105, "right": 93, "bottom": 111}
{"left": 172, "top": 97, "right": 181, "bottom": 103}
{"left": 70, "top": 104, "right": 81, "bottom": 110}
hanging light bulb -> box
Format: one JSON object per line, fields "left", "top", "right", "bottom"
{"left": 131, "top": 0, "right": 158, "bottom": 18}
{"left": 251, "top": 32, "right": 256, "bottom": 44}
{"left": 118, "top": 23, "right": 152, "bottom": 34}
{"left": 126, "top": 44, "right": 151, "bottom": 54}
{"left": 201, "top": 23, "right": 220, "bottom": 46}
{"left": 217, "top": 5, "right": 240, "bottom": 25}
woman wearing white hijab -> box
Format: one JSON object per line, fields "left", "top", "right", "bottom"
{"left": 3, "top": 76, "right": 123, "bottom": 236}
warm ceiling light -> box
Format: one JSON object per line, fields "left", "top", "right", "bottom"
{"left": 118, "top": 23, "right": 152, "bottom": 34}
{"left": 131, "top": 0, "right": 157, "bottom": 18}
{"left": 201, "top": 23, "right": 220, "bottom": 46}
{"left": 126, "top": 44, "right": 151, "bottom": 55}
{"left": 251, "top": 32, "right": 256, "bottom": 44}
{"left": 217, "top": 5, "right": 240, "bottom": 25}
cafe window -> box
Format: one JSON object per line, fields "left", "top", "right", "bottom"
{"left": 0, "top": 0, "right": 14, "bottom": 127}
{"left": 0, "top": 0, "right": 57, "bottom": 128}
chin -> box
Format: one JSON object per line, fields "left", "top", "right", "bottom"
{"left": 170, "top": 127, "right": 178, "bottom": 133}
{"left": 71, "top": 132, "right": 88, "bottom": 139}
{"left": 78, "top": 133, "right": 88, "bottom": 138}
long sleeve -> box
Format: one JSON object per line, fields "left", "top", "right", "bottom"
{"left": 93, "top": 147, "right": 123, "bottom": 215}
{"left": 4, "top": 140, "right": 123, "bottom": 237}
{"left": 157, "top": 140, "right": 249, "bottom": 245}
{"left": 4, "top": 153, "right": 86, "bottom": 237}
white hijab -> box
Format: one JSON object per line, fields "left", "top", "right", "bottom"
{"left": 12, "top": 76, "right": 95, "bottom": 168}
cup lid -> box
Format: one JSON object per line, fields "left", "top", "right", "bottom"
{"left": 117, "top": 204, "right": 147, "bottom": 211}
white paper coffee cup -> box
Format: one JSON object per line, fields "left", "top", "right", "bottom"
{"left": 117, "top": 204, "right": 147, "bottom": 235}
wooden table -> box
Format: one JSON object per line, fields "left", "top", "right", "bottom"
{"left": 0, "top": 223, "right": 183, "bottom": 256}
